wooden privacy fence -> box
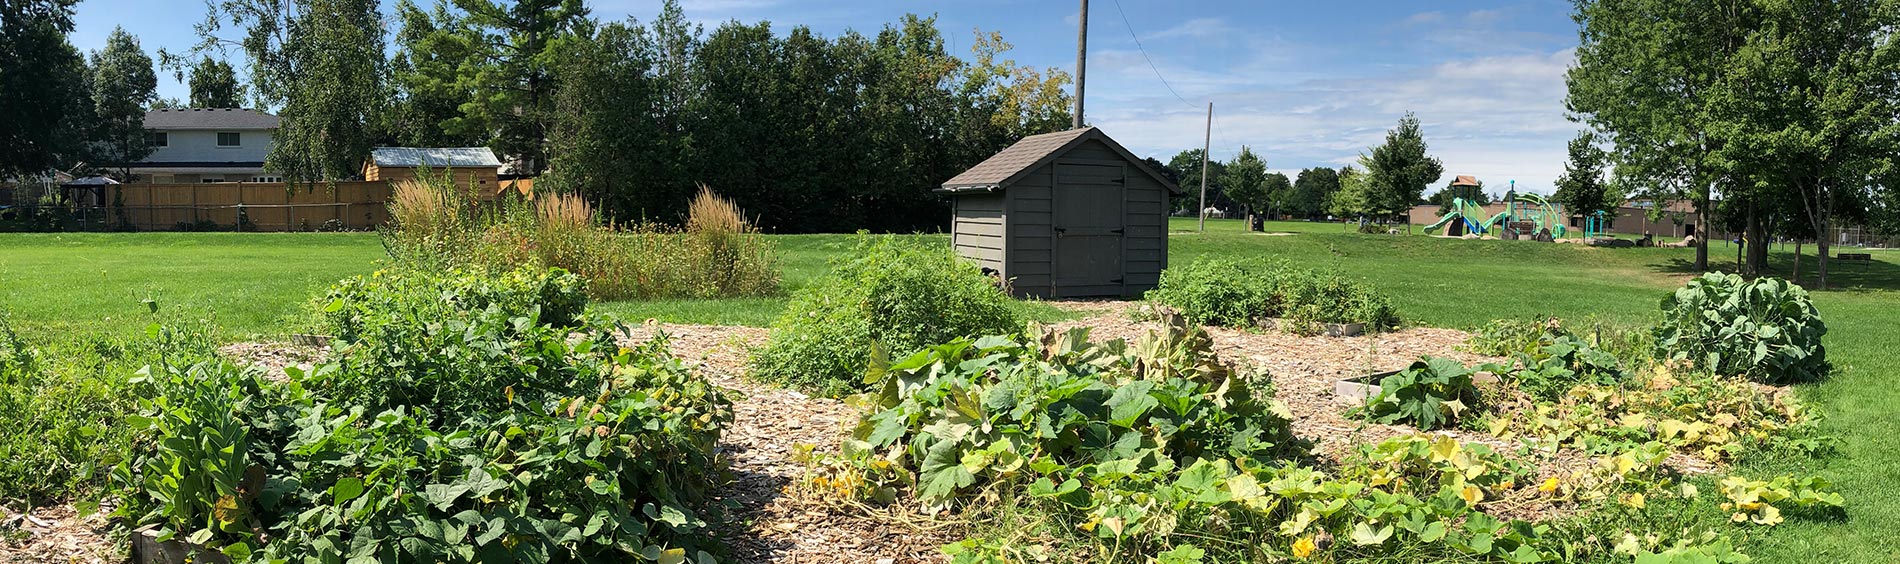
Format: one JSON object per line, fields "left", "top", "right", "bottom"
{"left": 105, "top": 182, "right": 393, "bottom": 231}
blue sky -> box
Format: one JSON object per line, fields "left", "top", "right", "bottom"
{"left": 70, "top": 0, "right": 1586, "bottom": 193}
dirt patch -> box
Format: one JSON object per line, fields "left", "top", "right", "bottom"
{"left": 217, "top": 341, "right": 327, "bottom": 381}
{"left": 1, "top": 505, "right": 118, "bottom": 564}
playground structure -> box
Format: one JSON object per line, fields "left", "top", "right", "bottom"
{"left": 1421, "top": 197, "right": 1505, "bottom": 236}
{"left": 1421, "top": 180, "right": 1569, "bottom": 240}
{"left": 1501, "top": 192, "right": 1567, "bottom": 241}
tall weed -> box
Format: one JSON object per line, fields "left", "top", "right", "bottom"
{"left": 382, "top": 173, "right": 779, "bottom": 300}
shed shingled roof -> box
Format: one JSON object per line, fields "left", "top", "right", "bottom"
{"left": 143, "top": 108, "right": 280, "bottom": 130}
{"left": 941, "top": 127, "right": 1181, "bottom": 194}
{"left": 370, "top": 147, "right": 502, "bottom": 168}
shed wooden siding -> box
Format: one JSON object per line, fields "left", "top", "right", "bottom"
{"left": 952, "top": 193, "right": 1007, "bottom": 271}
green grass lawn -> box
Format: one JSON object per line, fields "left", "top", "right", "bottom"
{"left": 1, "top": 224, "right": 1894, "bottom": 560}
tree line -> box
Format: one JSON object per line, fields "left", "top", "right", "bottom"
{"left": 1158, "top": 112, "right": 1446, "bottom": 227}
{"left": 0, "top": 0, "right": 1072, "bottom": 233}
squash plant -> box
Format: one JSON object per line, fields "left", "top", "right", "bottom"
{"left": 848, "top": 314, "right": 1296, "bottom": 507}
{"left": 1362, "top": 357, "right": 1482, "bottom": 430}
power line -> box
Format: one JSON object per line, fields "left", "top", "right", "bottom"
{"left": 1108, "top": 0, "right": 1197, "bottom": 109}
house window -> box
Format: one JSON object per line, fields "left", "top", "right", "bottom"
{"left": 217, "top": 132, "right": 241, "bottom": 147}
{"left": 201, "top": 177, "right": 226, "bottom": 183}
{"left": 249, "top": 175, "right": 282, "bottom": 183}
{"left": 150, "top": 131, "right": 169, "bottom": 147}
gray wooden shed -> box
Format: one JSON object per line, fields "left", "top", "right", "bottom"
{"left": 939, "top": 127, "right": 1181, "bottom": 298}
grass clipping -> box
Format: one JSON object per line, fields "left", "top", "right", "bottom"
{"left": 384, "top": 175, "right": 779, "bottom": 300}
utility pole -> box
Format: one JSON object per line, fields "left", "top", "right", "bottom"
{"left": 1073, "top": 0, "right": 1087, "bottom": 129}
{"left": 1198, "top": 102, "right": 1211, "bottom": 232}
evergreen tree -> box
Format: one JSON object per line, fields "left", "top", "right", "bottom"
{"left": 453, "top": 0, "right": 590, "bottom": 175}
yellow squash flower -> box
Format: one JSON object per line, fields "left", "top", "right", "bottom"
{"left": 1292, "top": 536, "right": 1317, "bottom": 559}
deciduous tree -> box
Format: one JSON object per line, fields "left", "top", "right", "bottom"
{"left": 187, "top": 56, "right": 244, "bottom": 108}
{"left": 90, "top": 27, "right": 157, "bottom": 178}
{"left": 0, "top": 0, "right": 92, "bottom": 178}
{"left": 1220, "top": 146, "right": 1268, "bottom": 228}
{"left": 1362, "top": 113, "right": 1442, "bottom": 220}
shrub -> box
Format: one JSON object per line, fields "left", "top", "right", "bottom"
{"left": 825, "top": 316, "right": 1297, "bottom": 508}
{"left": 1361, "top": 357, "right": 1483, "bottom": 430}
{"left": 311, "top": 266, "right": 607, "bottom": 420}
{"left": 383, "top": 175, "right": 779, "bottom": 300}
{"left": 1147, "top": 258, "right": 1398, "bottom": 334}
{"left": 1653, "top": 273, "right": 1827, "bottom": 384}
{"left": 750, "top": 236, "right": 1020, "bottom": 396}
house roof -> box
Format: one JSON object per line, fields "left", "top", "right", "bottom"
{"left": 941, "top": 127, "right": 1182, "bottom": 195}
{"left": 1451, "top": 175, "right": 1481, "bottom": 187}
{"left": 144, "top": 108, "right": 280, "bottom": 130}
{"left": 370, "top": 147, "right": 502, "bottom": 168}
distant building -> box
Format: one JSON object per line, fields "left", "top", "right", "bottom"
{"left": 363, "top": 147, "right": 502, "bottom": 190}
{"left": 133, "top": 108, "right": 280, "bottom": 183}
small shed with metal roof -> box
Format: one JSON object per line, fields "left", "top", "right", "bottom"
{"left": 939, "top": 127, "right": 1180, "bottom": 298}
{"left": 363, "top": 147, "right": 503, "bottom": 189}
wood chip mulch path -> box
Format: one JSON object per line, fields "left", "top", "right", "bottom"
{"left": 1, "top": 505, "right": 118, "bottom": 564}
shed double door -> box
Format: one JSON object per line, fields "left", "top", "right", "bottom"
{"left": 1051, "top": 160, "right": 1126, "bottom": 296}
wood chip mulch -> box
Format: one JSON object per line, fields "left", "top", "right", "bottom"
{"left": 616, "top": 322, "right": 952, "bottom": 564}
{"left": 1, "top": 505, "right": 118, "bottom": 564}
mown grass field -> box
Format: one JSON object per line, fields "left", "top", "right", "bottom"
{"left": 1, "top": 221, "right": 1894, "bottom": 561}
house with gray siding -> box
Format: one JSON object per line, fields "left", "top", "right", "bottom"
{"left": 940, "top": 127, "right": 1180, "bottom": 298}
{"left": 131, "top": 108, "right": 280, "bottom": 183}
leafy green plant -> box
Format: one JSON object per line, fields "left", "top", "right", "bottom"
{"left": 1146, "top": 258, "right": 1398, "bottom": 334}
{"left": 311, "top": 266, "right": 612, "bottom": 420}
{"left": 113, "top": 333, "right": 733, "bottom": 563}
{"left": 750, "top": 235, "right": 1021, "bottom": 396}
{"left": 1493, "top": 333, "right": 1628, "bottom": 402}
{"left": 1361, "top": 357, "right": 1483, "bottom": 430}
{"left": 1142, "top": 258, "right": 1278, "bottom": 326}
{"left": 0, "top": 315, "right": 218, "bottom": 505}
{"left": 1653, "top": 273, "right": 1827, "bottom": 384}
{"left": 1717, "top": 474, "right": 1844, "bottom": 526}
{"left": 843, "top": 315, "right": 1296, "bottom": 508}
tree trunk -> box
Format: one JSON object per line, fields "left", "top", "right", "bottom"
{"left": 1816, "top": 216, "right": 1830, "bottom": 289}
{"left": 1743, "top": 197, "right": 1768, "bottom": 277}
{"left": 1694, "top": 195, "right": 1710, "bottom": 271}
{"left": 1793, "top": 239, "right": 1802, "bottom": 285}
